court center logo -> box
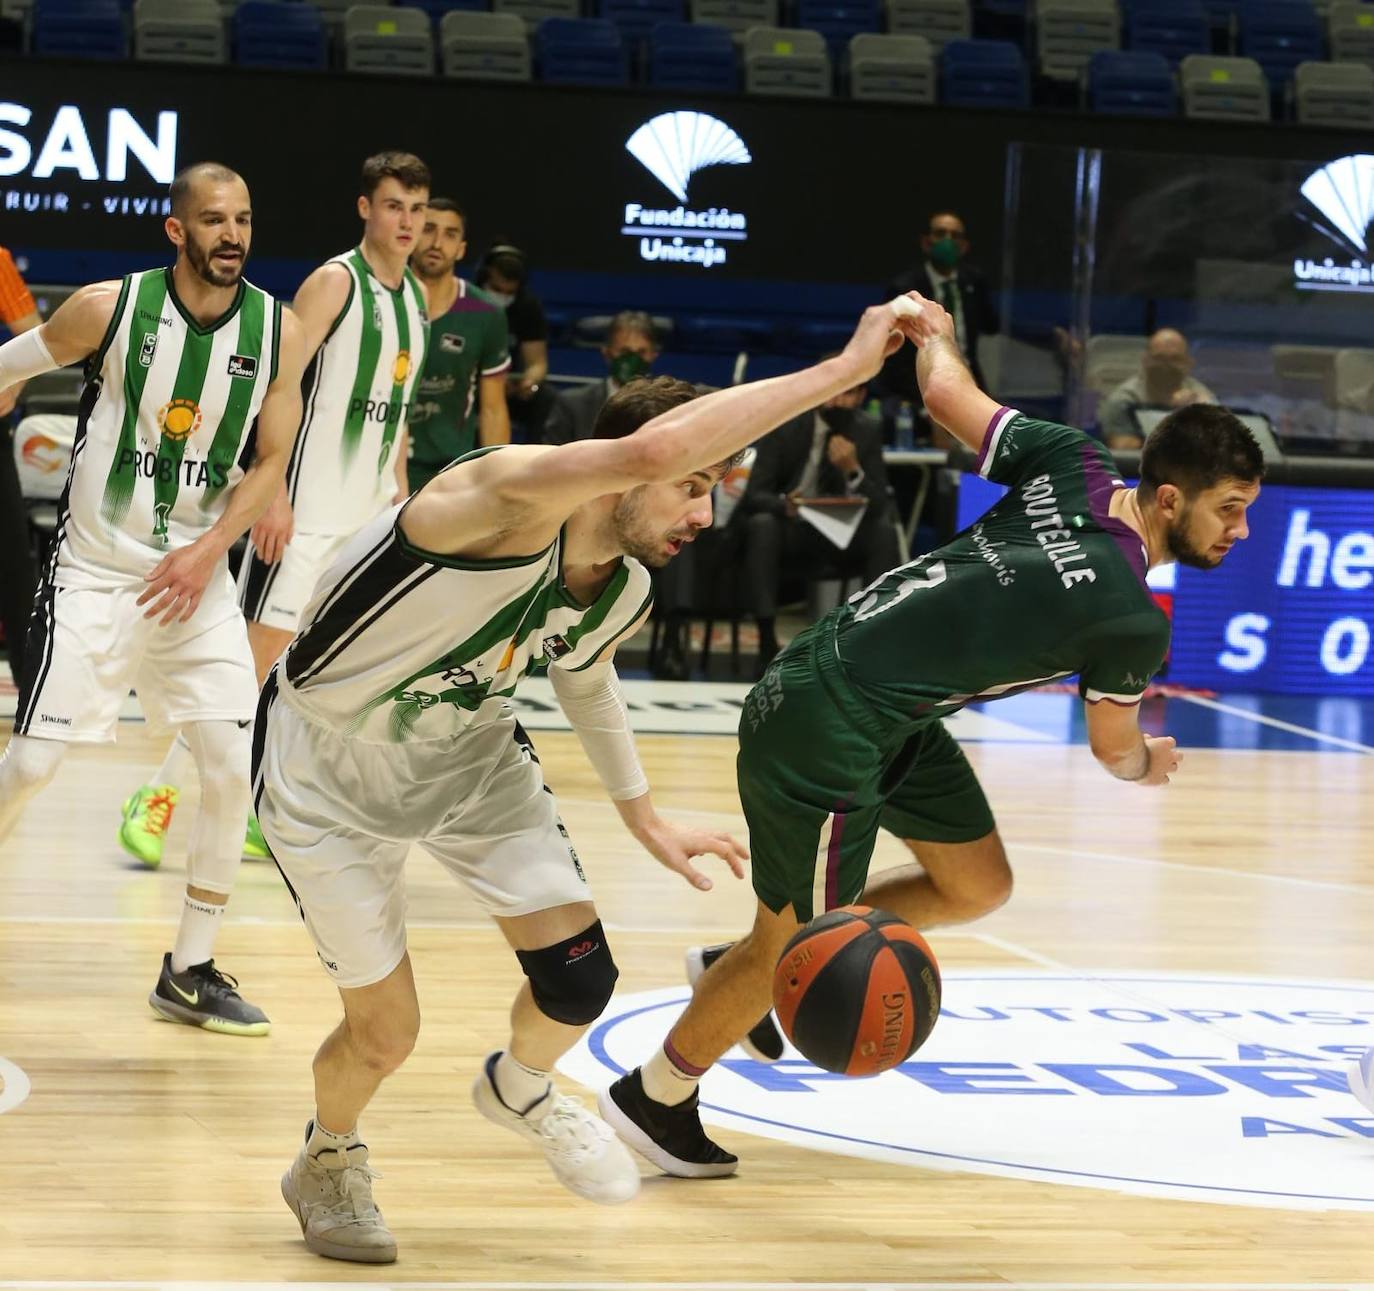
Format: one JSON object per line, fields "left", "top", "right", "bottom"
{"left": 561, "top": 972, "right": 1374, "bottom": 1211}
{"left": 0, "top": 1058, "right": 32, "bottom": 1116}
{"left": 1295, "top": 154, "right": 1374, "bottom": 292}
{"left": 621, "top": 111, "right": 751, "bottom": 269}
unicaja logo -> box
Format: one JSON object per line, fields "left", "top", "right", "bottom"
{"left": 621, "top": 111, "right": 751, "bottom": 270}
{"left": 1294, "top": 154, "right": 1374, "bottom": 292}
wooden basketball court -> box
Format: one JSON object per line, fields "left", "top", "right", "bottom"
{"left": 3, "top": 685, "right": 1373, "bottom": 1289}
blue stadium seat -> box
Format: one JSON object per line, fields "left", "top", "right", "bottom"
{"left": 1236, "top": 0, "right": 1322, "bottom": 85}
{"left": 1124, "top": 0, "right": 1208, "bottom": 66}
{"left": 32, "top": 0, "right": 127, "bottom": 59}
{"left": 235, "top": 2, "right": 328, "bottom": 68}
{"left": 647, "top": 21, "right": 738, "bottom": 90}
{"left": 599, "top": 0, "right": 685, "bottom": 47}
{"left": 796, "top": 0, "right": 881, "bottom": 58}
{"left": 536, "top": 16, "right": 629, "bottom": 83}
{"left": 1088, "top": 49, "right": 1176, "bottom": 115}
{"left": 675, "top": 314, "right": 776, "bottom": 354}
{"left": 940, "top": 37, "right": 1029, "bottom": 107}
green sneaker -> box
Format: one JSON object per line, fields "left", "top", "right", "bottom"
{"left": 242, "top": 810, "right": 270, "bottom": 862}
{"left": 118, "top": 784, "right": 180, "bottom": 868}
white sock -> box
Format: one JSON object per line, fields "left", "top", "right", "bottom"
{"left": 641, "top": 1040, "right": 704, "bottom": 1107}
{"left": 493, "top": 1051, "right": 552, "bottom": 1115}
{"left": 308, "top": 1117, "right": 360, "bottom": 1150}
{"left": 153, "top": 733, "right": 195, "bottom": 789}
{"left": 171, "top": 894, "right": 224, "bottom": 973}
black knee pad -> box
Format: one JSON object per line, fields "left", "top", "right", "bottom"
{"left": 515, "top": 920, "right": 619, "bottom": 1026}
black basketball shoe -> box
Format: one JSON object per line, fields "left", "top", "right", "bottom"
{"left": 149, "top": 954, "right": 270, "bottom": 1036}
{"left": 685, "top": 943, "right": 785, "bottom": 1063}
{"left": 598, "top": 1068, "right": 738, "bottom": 1178}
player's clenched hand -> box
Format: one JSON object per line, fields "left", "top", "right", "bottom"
{"left": 839, "top": 302, "right": 908, "bottom": 381}
{"left": 250, "top": 487, "right": 294, "bottom": 565}
{"left": 892, "top": 291, "right": 955, "bottom": 348}
{"left": 138, "top": 539, "right": 219, "bottom": 625}
{"left": 635, "top": 817, "right": 748, "bottom": 892}
{"left": 1139, "top": 734, "right": 1182, "bottom": 787}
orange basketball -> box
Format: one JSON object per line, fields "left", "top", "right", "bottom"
{"left": 772, "top": 905, "right": 941, "bottom": 1076}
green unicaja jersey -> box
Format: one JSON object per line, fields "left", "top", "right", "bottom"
{"left": 828, "top": 408, "right": 1171, "bottom": 734}
{"left": 407, "top": 278, "right": 510, "bottom": 488}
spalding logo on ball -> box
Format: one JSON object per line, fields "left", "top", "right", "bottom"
{"left": 772, "top": 905, "right": 941, "bottom": 1076}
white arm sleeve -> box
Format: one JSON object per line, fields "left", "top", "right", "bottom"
{"left": 549, "top": 660, "right": 649, "bottom": 802}
{"left": 0, "top": 327, "right": 57, "bottom": 388}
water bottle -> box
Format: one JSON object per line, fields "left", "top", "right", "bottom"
{"left": 894, "top": 402, "right": 915, "bottom": 452}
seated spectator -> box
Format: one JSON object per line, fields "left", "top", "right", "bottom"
{"left": 877, "top": 209, "right": 999, "bottom": 441}
{"left": 742, "top": 370, "right": 900, "bottom": 677}
{"left": 1098, "top": 328, "right": 1217, "bottom": 449}
{"left": 545, "top": 310, "right": 660, "bottom": 444}
{"left": 475, "top": 241, "right": 553, "bottom": 442}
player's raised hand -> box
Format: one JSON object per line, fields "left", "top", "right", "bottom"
{"left": 839, "top": 301, "right": 910, "bottom": 381}
{"left": 1139, "top": 734, "right": 1182, "bottom": 786}
{"left": 138, "top": 538, "right": 219, "bottom": 625}
{"left": 635, "top": 816, "right": 748, "bottom": 892}
{"left": 250, "top": 484, "right": 294, "bottom": 565}
{"left": 891, "top": 291, "right": 955, "bottom": 347}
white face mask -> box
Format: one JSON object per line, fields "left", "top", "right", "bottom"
{"left": 486, "top": 289, "right": 515, "bottom": 308}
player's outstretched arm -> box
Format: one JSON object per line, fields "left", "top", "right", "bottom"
{"left": 550, "top": 649, "right": 747, "bottom": 892}
{"left": 0, "top": 280, "right": 121, "bottom": 402}
{"left": 404, "top": 301, "right": 908, "bottom": 557}
{"left": 138, "top": 310, "right": 308, "bottom": 624}
{"left": 1084, "top": 698, "right": 1182, "bottom": 786}
{"left": 893, "top": 291, "right": 1003, "bottom": 454}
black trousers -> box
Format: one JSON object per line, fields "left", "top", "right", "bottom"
{"left": 0, "top": 417, "right": 36, "bottom": 682}
{"left": 744, "top": 505, "right": 901, "bottom": 621}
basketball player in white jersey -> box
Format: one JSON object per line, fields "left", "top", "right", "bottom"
{"left": 0, "top": 162, "right": 306, "bottom": 1033}
{"left": 119, "top": 152, "right": 430, "bottom": 867}
{"left": 259, "top": 305, "right": 907, "bottom": 1262}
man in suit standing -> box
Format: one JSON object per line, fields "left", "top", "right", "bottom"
{"left": 544, "top": 311, "right": 660, "bottom": 444}
{"left": 878, "top": 210, "right": 999, "bottom": 413}
{"left": 743, "top": 371, "right": 900, "bottom": 676}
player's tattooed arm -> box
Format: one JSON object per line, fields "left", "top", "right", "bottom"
{"left": 138, "top": 309, "right": 307, "bottom": 624}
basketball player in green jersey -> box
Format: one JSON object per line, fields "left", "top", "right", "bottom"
{"left": 121, "top": 152, "right": 431, "bottom": 866}
{"left": 407, "top": 197, "right": 511, "bottom": 490}
{"left": 0, "top": 162, "right": 307, "bottom": 1033}
{"left": 601, "top": 289, "right": 1267, "bottom": 1176}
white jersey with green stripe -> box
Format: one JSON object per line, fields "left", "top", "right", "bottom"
{"left": 287, "top": 249, "right": 429, "bottom": 535}
{"left": 279, "top": 465, "right": 653, "bottom": 745}
{"left": 54, "top": 266, "right": 281, "bottom": 590}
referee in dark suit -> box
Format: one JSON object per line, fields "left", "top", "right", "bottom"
{"left": 0, "top": 246, "right": 40, "bottom": 686}
{"left": 878, "top": 210, "right": 999, "bottom": 405}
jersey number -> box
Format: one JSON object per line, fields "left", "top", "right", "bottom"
{"left": 849, "top": 559, "right": 947, "bottom": 623}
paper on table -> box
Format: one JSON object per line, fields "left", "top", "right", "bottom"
{"left": 797, "top": 497, "right": 868, "bottom": 550}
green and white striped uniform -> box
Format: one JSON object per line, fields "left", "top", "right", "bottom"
{"left": 55, "top": 266, "right": 281, "bottom": 590}
{"left": 279, "top": 456, "right": 654, "bottom": 745}
{"left": 287, "top": 249, "right": 429, "bottom": 535}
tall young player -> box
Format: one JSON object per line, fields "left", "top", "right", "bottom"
{"left": 0, "top": 163, "right": 306, "bottom": 1033}
{"left": 601, "top": 290, "right": 1266, "bottom": 1176}
{"left": 260, "top": 305, "right": 909, "bottom": 1262}
{"left": 118, "top": 152, "right": 431, "bottom": 867}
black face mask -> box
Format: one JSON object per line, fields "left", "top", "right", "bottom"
{"left": 820, "top": 406, "right": 855, "bottom": 434}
